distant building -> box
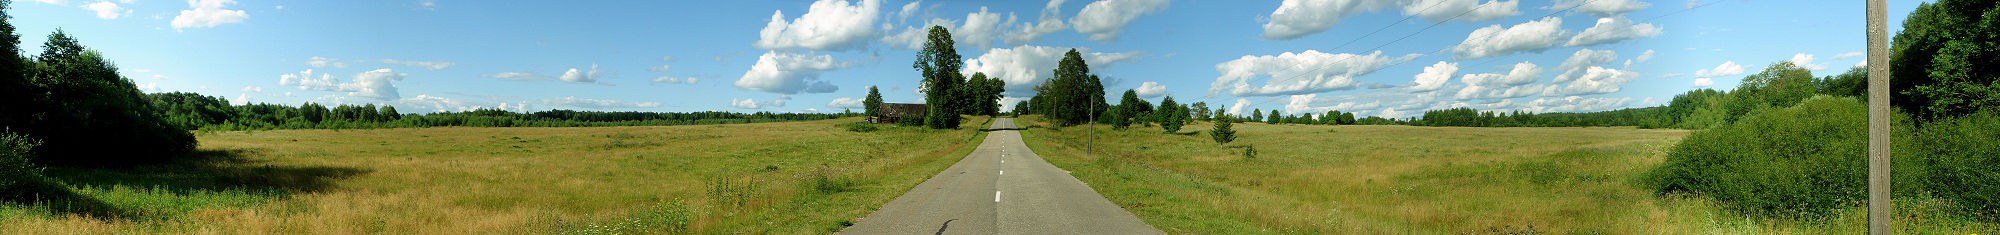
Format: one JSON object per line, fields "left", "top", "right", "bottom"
{"left": 869, "top": 103, "right": 926, "bottom": 124}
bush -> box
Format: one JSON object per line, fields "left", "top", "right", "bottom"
{"left": 843, "top": 122, "right": 878, "bottom": 133}
{"left": 896, "top": 116, "right": 924, "bottom": 127}
{"left": 1907, "top": 110, "right": 2000, "bottom": 218}
{"left": 1644, "top": 97, "right": 1878, "bottom": 216}
{"left": 1242, "top": 145, "right": 1256, "bottom": 159}
{"left": 0, "top": 130, "right": 45, "bottom": 199}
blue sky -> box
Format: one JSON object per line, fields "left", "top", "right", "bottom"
{"left": 10, "top": 0, "right": 1925, "bottom": 118}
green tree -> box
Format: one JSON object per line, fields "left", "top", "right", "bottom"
{"left": 1159, "top": 96, "right": 1185, "bottom": 133}
{"left": 1106, "top": 106, "right": 1130, "bottom": 129}
{"left": 1034, "top": 49, "right": 1104, "bottom": 126}
{"left": 1210, "top": 118, "right": 1236, "bottom": 146}
{"left": 863, "top": 86, "right": 884, "bottom": 118}
{"left": 301, "top": 102, "right": 328, "bottom": 123}
{"left": 914, "top": 26, "right": 964, "bottom": 129}
{"left": 1267, "top": 110, "right": 1281, "bottom": 124}
{"left": 0, "top": 0, "right": 29, "bottom": 132}
{"left": 1189, "top": 101, "right": 1210, "bottom": 121}
{"left": 1115, "top": 89, "right": 1143, "bottom": 125}
{"left": 18, "top": 30, "right": 194, "bottom": 165}
{"left": 1251, "top": 108, "right": 1263, "bottom": 122}
{"left": 380, "top": 105, "right": 401, "bottom": 121}
{"left": 961, "top": 72, "right": 1004, "bottom": 116}
{"left": 1739, "top": 61, "right": 1816, "bottom": 109}
{"left": 1011, "top": 100, "right": 1028, "bottom": 116}
{"left": 1891, "top": 0, "right": 2000, "bottom": 121}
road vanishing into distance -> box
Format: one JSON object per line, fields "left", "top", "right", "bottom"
{"left": 841, "top": 118, "right": 1161, "bottom": 235}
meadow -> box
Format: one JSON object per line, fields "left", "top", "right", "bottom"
{"left": 1015, "top": 115, "right": 1995, "bottom": 234}
{"left": 0, "top": 116, "right": 990, "bottom": 234}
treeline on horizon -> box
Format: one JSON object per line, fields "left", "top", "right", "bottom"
{"left": 149, "top": 92, "right": 862, "bottom": 131}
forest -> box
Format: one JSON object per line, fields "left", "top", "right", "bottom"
{"left": 147, "top": 91, "right": 860, "bottom": 131}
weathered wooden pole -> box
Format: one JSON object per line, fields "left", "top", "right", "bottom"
{"left": 1865, "top": 0, "right": 1891, "bottom": 233}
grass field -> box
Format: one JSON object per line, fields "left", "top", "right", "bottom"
{"left": 0, "top": 116, "right": 991, "bottom": 234}
{"left": 1014, "top": 115, "right": 1994, "bottom": 234}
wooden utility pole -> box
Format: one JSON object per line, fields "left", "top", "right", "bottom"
{"left": 1865, "top": 0, "right": 1891, "bottom": 233}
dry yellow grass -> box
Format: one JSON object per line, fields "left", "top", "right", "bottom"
{"left": 1015, "top": 115, "right": 1986, "bottom": 234}
{"left": 0, "top": 116, "right": 992, "bottom": 234}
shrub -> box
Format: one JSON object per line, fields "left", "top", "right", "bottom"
{"left": 843, "top": 122, "right": 878, "bottom": 133}
{"left": 803, "top": 166, "right": 856, "bottom": 195}
{"left": 0, "top": 130, "right": 45, "bottom": 199}
{"left": 896, "top": 116, "right": 924, "bottom": 127}
{"left": 1644, "top": 97, "right": 1876, "bottom": 216}
{"left": 1907, "top": 110, "right": 2000, "bottom": 218}
{"left": 1242, "top": 145, "right": 1256, "bottom": 159}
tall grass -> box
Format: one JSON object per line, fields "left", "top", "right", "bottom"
{"left": 0, "top": 116, "right": 991, "bottom": 234}
{"left": 1014, "top": 114, "right": 1995, "bottom": 233}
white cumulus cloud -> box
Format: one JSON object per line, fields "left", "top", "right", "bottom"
{"left": 1790, "top": 53, "right": 1828, "bottom": 71}
{"left": 1552, "top": 48, "right": 1617, "bottom": 83}
{"left": 82, "top": 1, "right": 127, "bottom": 19}
{"left": 1070, "top": 0, "right": 1169, "bottom": 42}
{"left": 730, "top": 98, "right": 787, "bottom": 109}
{"left": 1006, "top": 0, "right": 1069, "bottom": 46}
{"left": 1564, "top": 16, "right": 1662, "bottom": 47}
{"left": 736, "top": 51, "right": 852, "bottom": 94}
{"left": 559, "top": 64, "right": 603, "bottom": 84}
{"left": 1549, "top": 66, "right": 1639, "bottom": 95}
{"left": 1260, "top": 0, "right": 1399, "bottom": 40}
{"left": 827, "top": 97, "right": 865, "bottom": 109}
{"left": 1411, "top": 61, "right": 1457, "bottom": 91}
{"left": 1695, "top": 61, "right": 1745, "bottom": 78}
{"left": 1133, "top": 81, "right": 1166, "bottom": 98}
{"left": 1694, "top": 77, "right": 1714, "bottom": 87}
{"left": 1452, "top": 17, "right": 1566, "bottom": 59}
{"left": 171, "top": 0, "right": 249, "bottom": 30}
{"left": 1210, "top": 50, "right": 1403, "bottom": 97}
{"left": 279, "top": 69, "right": 406, "bottom": 100}
{"left": 961, "top": 45, "right": 1141, "bottom": 97}
{"left": 1455, "top": 61, "right": 1544, "bottom": 99}
{"left": 754, "top": 0, "right": 882, "bottom": 51}
{"left": 1227, "top": 98, "right": 1251, "bottom": 115}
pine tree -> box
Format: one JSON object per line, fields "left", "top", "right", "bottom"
{"left": 1159, "top": 96, "right": 1184, "bottom": 133}
{"left": 1210, "top": 118, "right": 1235, "bottom": 146}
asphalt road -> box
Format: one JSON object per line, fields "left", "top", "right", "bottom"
{"left": 840, "top": 118, "right": 1161, "bottom": 235}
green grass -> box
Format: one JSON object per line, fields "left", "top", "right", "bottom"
{"left": 0, "top": 116, "right": 991, "bottom": 234}
{"left": 1013, "top": 115, "right": 1995, "bottom": 234}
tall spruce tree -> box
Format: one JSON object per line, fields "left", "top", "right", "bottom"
{"left": 914, "top": 26, "right": 963, "bottom": 129}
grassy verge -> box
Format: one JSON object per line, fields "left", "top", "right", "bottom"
{"left": 1012, "top": 115, "right": 1992, "bottom": 233}
{"left": 0, "top": 116, "right": 991, "bottom": 234}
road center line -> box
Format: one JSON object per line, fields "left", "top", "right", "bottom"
{"left": 999, "top": 170, "right": 1004, "bottom": 175}
{"left": 995, "top": 191, "right": 1002, "bottom": 202}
